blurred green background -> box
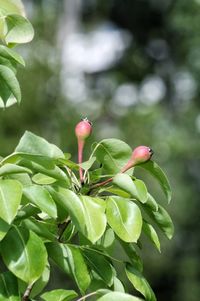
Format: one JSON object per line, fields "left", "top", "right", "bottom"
{"left": 0, "top": 0, "right": 200, "bottom": 300}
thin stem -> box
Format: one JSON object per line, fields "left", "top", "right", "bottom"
{"left": 91, "top": 177, "right": 112, "bottom": 189}
{"left": 76, "top": 291, "right": 97, "bottom": 301}
{"left": 90, "top": 159, "right": 136, "bottom": 190}
{"left": 78, "top": 139, "right": 85, "bottom": 183}
{"left": 22, "top": 283, "right": 34, "bottom": 301}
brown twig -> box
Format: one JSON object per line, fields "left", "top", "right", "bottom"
{"left": 22, "top": 283, "right": 34, "bottom": 301}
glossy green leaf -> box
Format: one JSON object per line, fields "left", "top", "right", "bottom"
{"left": 0, "top": 45, "right": 25, "bottom": 66}
{"left": 138, "top": 161, "right": 172, "bottom": 203}
{"left": 32, "top": 173, "right": 57, "bottom": 185}
{"left": 106, "top": 196, "right": 142, "bottom": 242}
{"left": 15, "top": 131, "right": 64, "bottom": 159}
{"left": 0, "top": 179, "right": 22, "bottom": 224}
{"left": 79, "top": 195, "right": 107, "bottom": 243}
{"left": 113, "top": 174, "right": 148, "bottom": 203}
{"left": 0, "top": 64, "right": 21, "bottom": 105}
{"left": 21, "top": 218, "right": 56, "bottom": 241}
{"left": 0, "top": 271, "right": 20, "bottom": 301}
{"left": 0, "top": 0, "right": 25, "bottom": 16}
{"left": 1, "top": 226, "right": 48, "bottom": 284}
{"left": 48, "top": 187, "right": 86, "bottom": 233}
{"left": 46, "top": 242, "right": 70, "bottom": 275}
{"left": 0, "top": 54, "right": 17, "bottom": 73}
{"left": 144, "top": 204, "right": 174, "bottom": 239}
{"left": 113, "top": 277, "right": 125, "bottom": 292}
{"left": 18, "top": 262, "right": 50, "bottom": 298}
{"left": 49, "top": 188, "right": 106, "bottom": 243}
{"left": 83, "top": 248, "right": 114, "bottom": 287}
{"left": 23, "top": 185, "right": 57, "bottom": 219}
{"left": 0, "top": 163, "right": 32, "bottom": 177}
{"left": 46, "top": 242, "right": 91, "bottom": 293}
{"left": 79, "top": 156, "right": 96, "bottom": 171}
{"left": 97, "top": 291, "right": 143, "bottom": 301}
{"left": 145, "top": 193, "right": 158, "bottom": 211}
{"left": 125, "top": 263, "right": 156, "bottom": 301}
{"left": 104, "top": 186, "right": 130, "bottom": 198}
{"left": 21, "top": 159, "right": 70, "bottom": 183}
{"left": 41, "top": 289, "right": 78, "bottom": 301}
{"left": 97, "top": 228, "right": 115, "bottom": 250}
{"left": 120, "top": 241, "right": 143, "bottom": 272}
{"left": 93, "top": 139, "right": 132, "bottom": 174}
{"left": 0, "top": 218, "right": 10, "bottom": 241}
{"left": 142, "top": 220, "right": 161, "bottom": 252}
{"left": 15, "top": 204, "right": 40, "bottom": 221}
{"left": 4, "top": 14, "right": 34, "bottom": 45}
{"left": 7, "top": 173, "right": 32, "bottom": 188}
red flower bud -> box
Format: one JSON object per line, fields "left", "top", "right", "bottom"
{"left": 121, "top": 146, "right": 153, "bottom": 173}
{"left": 75, "top": 118, "right": 92, "bottom": 183}
{"left": 75, "top": 118, "right": 92, "bottom": 141}
{"left": 131, "top": 146, "right": 153, "bottom": 164}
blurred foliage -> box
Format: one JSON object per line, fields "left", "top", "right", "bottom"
{"left": 0, "top": 0, "right": 200, "bottom": 300}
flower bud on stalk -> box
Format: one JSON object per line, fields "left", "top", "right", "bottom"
{"left": 120, "top": 146, "right": 153, "bottom": 173}
{"left": 75, "top": 118, "right": 92, "bottom": 183}
{"left": 92, "top": 145, "right": 153, "bottom": 188}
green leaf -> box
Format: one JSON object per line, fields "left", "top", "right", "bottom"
{"left": 0, "top": 271, "right": 20, "bottom": 301}
{"left": 97, "top": 291, "right": 144, "bottom": 301}
{"left": 15, "top": 131, "right": 64, "bottom": 159}
{"left": 1, "top": 226, "right": 48, "bottom": 284}
{"left": 120, "top": 241, "right": 143, "bottom": 272}
{"left": 83, "top": 248, "right": 114, "bottom": 287}
{"left": 32, "top": 173, "right": 57, "bottom": 185}
{"left": 145, "top": 193, "right": 158, "bottom": 211}
{"left": 0, "top": 54, "right": 17, "bottom": 73}
{"left": 0, "top": 45, "right": 25, "bottom": 66}
{"left": 49, "top": 188, "right": 106, "bottom": 243}
{"left": 142, "top": 220, "right": 161, "bottom": 252}
{"left": 46, "top": 242, "right": 70, "bottom": 274}
{"left": 125, "top": 263, "right": 156, "bottom": 301}
{"left": 48, "top": 187, "right": 86, "bottom": 234}
{"left": 18, "top": 262, "right": 50, "bottom": 298}
{"left": 97, "top": 228, "right": 115, "bottom": 250}
{"left": 0, "top": 0, "right": 25, "bottom": 16}
{"left": 0, "top": 64, "right": 21, "bottom": 105}
{"left": 138, "top": 161, "right": 172, "bottom": 203}
{"left": 93, "top": 139, "right": 132, "bottom": 174}
{"left": 79, "top": 195, "right": 107, "bottom": 243}
{"left": 144, "top": 204, "right": 174, "bottom": 239}
{"left": 0, "top": 163, "right": 32, "bottom": 177}
{"left": 104, "top": 186, "right": 130, "bottom": 198}
{"left": 21, "top": 159, "right": 70, "bottom": 183}
{"left": 15, "top": 204, "right": 40, "bottom": 222}
{"left": 79, "top": 156, "right": 96, "bottom": 171}
{"left": 41, "top": 289, "right": 78, "bottom": 301}
{"left": 46, "top": 242, "right": 90, "bottom": 293}
{"left": 21, "top": 218, "right": 56, "bottom": 241}
{"left": 23, "top": 185, "right": 57, "bottom": 219}
{"left": 113, "top": 277, "right": 125, "bottom": 293}
{"left": 4, "top": 14, "right": 34, "bottom": 45}
{"left": 0, "top": 179, "right": 22, "bottom": 224}
{"left": 7, "top": 173, "right": 32, "bottom": 187}
{"left": 0, "top": 218, "right": 10, "bottom": 241}
{"left": 106, "top": 196, "right": 142, "bottom": 243}
{"left": 112, "top": 174, "right": 148, "bottom": 203}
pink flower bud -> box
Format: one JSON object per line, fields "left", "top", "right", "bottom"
{"left": 130, "top": 146, "right": 153, "bottom": 165}
{"left": 120, "top": 146, "right": 153, "bottom": 173}
{"left": 75, "top": 118, "right": 92, "bottom": 141}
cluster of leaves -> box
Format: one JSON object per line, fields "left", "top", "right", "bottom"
{"left": 0, "top": 0, "right": 34, "bottom": 108}
{"left": 0, "top": 130, "right": 174, "bottom": 301}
